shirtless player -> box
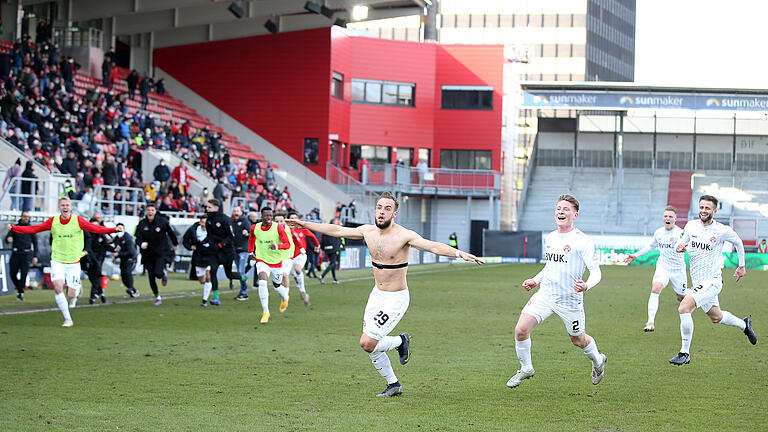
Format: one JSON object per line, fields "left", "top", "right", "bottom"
{"left": 287, "top": 192, "right": 484, "bottom": 397}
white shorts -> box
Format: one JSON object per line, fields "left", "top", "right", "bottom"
{"left": 521, "top": 291, "right": 586, "bottom": 336}
{"left": 256, "top": 261, "right": 283, "bottom": 285}
{"left": 51, "top": 260, "right": 82, "bottom": 291}
{"left": 195, "top": 266, "right": 210, "bottom": 278}
{"left": 686, "top": 278, "right": 722, "bottom": 313}
{"left": 653, "top": 267, "right": 688, "bottom": 296}
{"left": 292, "top": 253, "right": 307, "bottom": 270}
{"left": 281, "top": 259, "right": 293, "bottom": 275}
{"left": 362, "top": 286, "right": 410, "bottom": 340}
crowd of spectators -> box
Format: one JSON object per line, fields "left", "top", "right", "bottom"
{"left": 0, "top": 33, "right": 295, "bottom": 216}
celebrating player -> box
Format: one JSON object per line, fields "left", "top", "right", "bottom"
{"left": 669, "top": 195, "right": 757, "bottom": 365}
{"left": 508, "top": 194, "right": 607, "bottom": 389}
{"left": 624, "top": 206, "right": 687, "bottom": 332}
{"left": 9, "top": 197, "right": 116, "bottom": 326}
{"left": 287, "top": 192, "right": 483, "bottom": 398}
{"left": 248, "top": 207, "right": 292, "bottom": 323}
{"left": 287, "top": 211, "right": 320, "bottom": 306}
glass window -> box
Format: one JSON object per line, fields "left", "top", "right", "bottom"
{"left": 365, "top": 82, "right": 382, "bottom": 103}
{"left": 351, "top": 79, "right": 414, "bottom": 107}
{"left": 382, "top": 83, "right": 398, "bottom": 104}
{"left": 351, "top": 79, "right": 365, "bottom": 102}
{"left": 441, "top": 86, "right": 493, "bottom": 110}
{"left": 360, "top": 145, "right": 390, "bottom": 164}
{"left": 439, "top": 149, "right": 493, "bottom": 169}
{"left": 331, "top": 71, "right": 343, "bottom": 99}
{"left": 397, "top": 85, "right": 413, "bottom": 105}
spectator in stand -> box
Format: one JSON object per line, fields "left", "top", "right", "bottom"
{"left": 3, "top": 158, "right": 23, "bottom": 210}
{"left": 213, "top": 176, "right": 229, "bottom": 206}
{"left": 265, "top": 163, "right": 275, "bottom": 188}
{"left": 0, "top": 51, "right": 10, "bottom": 81}
{"left": 199, "top": 186, "right": 213, "bottom": 204}
{"left": 759, "top": 239, "right": 767, "bottom": 254}
{"left": 159, "top": 195, "right": 178, "bottom": 212}
{"left": 172, "top": 159, "right": 194, "bottom": 195}
{"left": 101, "top": 55, "right": 112, "bottom": 88}
{"left": 139, "top": 76, "right": 150, "bottom": 108}
{"left": 108, "top": 61, "right": 119, "bottom": 88}
{"left": 153, "top": 159, "right": 171, "bottom": 183}
{"left": 126, "top": 69, "right": 139, "bottom": 100}
{"left": 20, "top": 160, "right": 37, "bottom": 211}
{"left": 155, "top": 78, "right": 165, "bottom": 96}
{"left": 62, "top": 179, "right": 77, "bottom": 200}
{"left": 144, "top": 182, "right": 158, "bottom": 202}
{"left": 60, "top": 56, "right": 75, "bottom": 92}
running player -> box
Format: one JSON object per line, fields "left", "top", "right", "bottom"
{"left": 182, "top": 214, "right": 217, "bottom": 306}
{"left": 248, "top": 207, "right": 291, "bottom": 323}
{"left": 273, "top": 211, "right": 295, "bottom": 311}
{"left": 624, "top": 206, "right": 687, "bottom": 332}
{"left": 9, "top": 197, "right": 116, "bottom": 326}
{"left": 135, "top": 203, "right": 178, "bottom": 305}
{"left": 507, "top": 194, "right": 607, "bottom": 389}
{"left": 287, "top": 210, "right": 320, "bottom": 306}
{"left": 669, "top": 195, "right": 757, "bottom": 365}
{"left": 287, "top": 192, "right": 483, "bottom": 398}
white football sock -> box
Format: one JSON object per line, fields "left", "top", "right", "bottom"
{"left": 373, "top": 336, "right": 402, "bottom": 353}
{"left": 515, "top": 338, "right": 533, "bottom": 372}
{"left": 369, "top": 351, "right": 398, "bottom": 384}
{"left": 296, "top": 272, "right": 306, "bottom": 293}
{"left": 582, "top": 337, "right": 602, "bottom": 367}
{"left": 679, "top": 313, "right": 693, "bottom": 353}
{"left": 258, "top": 280, "right": 269, "bottom": 314}
{"left": 719, "top": 311, "right": 746, "bottom": 330}
{"left": 55, "top": 292, "right": 72, "bottom": 321}
{"left": 275, "top": 285, "right": 289, "bottom": 301}
{"left": 647, "top": 292, "right": 660, "bottom": 324}
{"left": 202, "top": 282, "right": 212, "bottom": 301}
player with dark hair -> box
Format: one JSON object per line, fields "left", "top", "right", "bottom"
{"left": 204, "top": 199, "right": 243, "bottom": 306}
{"left": 113, "top": 223, "right": 139, "bottom": 298}
{"left": 248, "top": 206, "right": 292, "bottom": 323}
{"left": 670, "top": 195, "right": 757, "bottom": 365}
{"left": 136, "top": 203, "right": 178, "bottom": 305}
{"left": 287, "top": 191, "right": 483, "bottom": 397}
{"left": 5, "top": 211, "right": 38, "bottom": 301}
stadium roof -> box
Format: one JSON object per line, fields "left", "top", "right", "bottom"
{"left": 46, "top": 0, "right": 426, "bottom": 48}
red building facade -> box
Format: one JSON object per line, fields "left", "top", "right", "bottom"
{"left": 154, "top": 26, "right": 503, "bottom": 178}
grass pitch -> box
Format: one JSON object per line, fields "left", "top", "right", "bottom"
{"left": 0, "top": 263, "right": 765, "bottom": 431}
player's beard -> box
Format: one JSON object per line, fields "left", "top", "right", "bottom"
{"left": 375, "top": 217, "right": 393, "bottom": 229}
{"left": 700, "top": 212, "right": 713, "bottom": 223}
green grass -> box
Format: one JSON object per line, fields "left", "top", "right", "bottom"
{"left": 0, "top": 263, "right": 766, "bottom": 431}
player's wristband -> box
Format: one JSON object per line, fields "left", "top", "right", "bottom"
{"left": 455, "top": 249, "right": 461, "bottom": 258}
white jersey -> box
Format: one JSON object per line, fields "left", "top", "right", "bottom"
{"left": 536, "top": 228, "right": 599, "bottom": 308}
{"left": 636, "top": 226, "right": 686, "bottom": 273}
{"left": 678, "top": 219, "right": 744, "bottom": 284}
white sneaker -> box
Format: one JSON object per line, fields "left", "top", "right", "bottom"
{"left": 506, "top": 369, "right": 535, "bottom": 388}
{"left": 62, "top": 320, "right": 74, "bottom": 327}
{"left": 643, "top": 322, "right": 655, "bottom": 332}
{"left": 300, "top": 291, "right": 311, "bottom": 307}
{"left": 591, "top": 354, "right": 607, "bottom": 385}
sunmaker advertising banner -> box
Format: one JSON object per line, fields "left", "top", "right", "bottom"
{"left": 523, "top": 90, "right": 768, "bottom": 112}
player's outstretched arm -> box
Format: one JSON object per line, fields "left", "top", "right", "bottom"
{"left": 9, "top": 217, "right": 54, "bottom": 234}
{"left": 286, "top": 219, "right": 366, "bottom": 239}
{"left": 407, "top": 231, "right": 484, "bottom": 265}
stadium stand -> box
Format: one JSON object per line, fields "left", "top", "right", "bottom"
{"left": 0, "top": 35, "right": 296, "bottom": 217}
{"left": 667, "top": 171, "right": 693, "bottom": 228}
{"left": 518, "top": 166, "right": 669, "bottom": 235}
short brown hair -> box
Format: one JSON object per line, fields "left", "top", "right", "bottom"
{"left": 664, "top": 205, "right": 677, "bottom": 214}
{"left": 699, "top": 195, "right": 718, "bottom": 207}
{"left": 378, "top": 192, "right": 399, "bottom": 210}
{"left": 557, "top": 194, "right": 579, "bottom": 212}
{"left": 207, "top": 198, "right": 221, "bottom": 208}
{"left": 274, "top": 211, "right": 287, "bottom": 218}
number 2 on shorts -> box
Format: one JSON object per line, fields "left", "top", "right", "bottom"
{"left": 572, "top": 320, "right": 579, "bottom": 332}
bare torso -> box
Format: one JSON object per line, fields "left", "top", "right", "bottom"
{"left": 362, "top": 224, "right": 410, "bottom": 292}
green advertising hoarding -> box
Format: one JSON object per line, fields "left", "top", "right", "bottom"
{"left": 595, "top": 249, "right": 768, "bottom": 271}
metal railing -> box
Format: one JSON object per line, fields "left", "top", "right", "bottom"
{"left": 0, "top": 177, "right": 65, "bottom": 213}
{"left": 328, "top": 163, "right": 500, "bottom": 197}
{"left": 88, "top": 184, "right": 147, "bottom": 217}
